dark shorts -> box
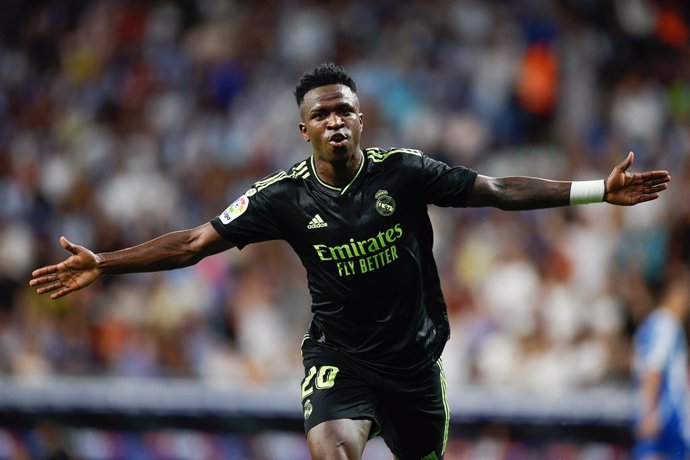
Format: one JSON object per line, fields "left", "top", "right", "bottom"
{"left": 300, "top": 340, "right": 449, "bottom": 460}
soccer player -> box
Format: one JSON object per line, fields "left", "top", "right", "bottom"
{"left": 30, "top": 63, "right": 671, "bottom": 460}
{"left": 632, "top": 273, "right": 690, "bottom": 460}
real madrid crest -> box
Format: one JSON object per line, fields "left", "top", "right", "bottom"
{"left": 375, "top": 190, "right": 396, "bottom": 216}
{"left": 303, "top": 399, "right": 313, "bottom": 420}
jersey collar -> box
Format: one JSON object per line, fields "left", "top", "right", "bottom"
{"left": 309, "top": 150, "right": 366, "bottom": 196}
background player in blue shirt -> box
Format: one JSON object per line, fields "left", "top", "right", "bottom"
{"left": 30, "top": 64, "right": 672, "bottom": 460}
{"left": 633, "top": 272, "right": 690, "bottom": 460}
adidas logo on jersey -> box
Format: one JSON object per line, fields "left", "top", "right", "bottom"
{"left": 307, "top": 214, "right": 328, "bottom": 229}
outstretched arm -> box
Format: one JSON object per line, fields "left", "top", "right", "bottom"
{"left": 467, "top": 152, "right": 670, "bottom": 210}
{"left": 29, "top": 223, "right": 234, "bottom": 299}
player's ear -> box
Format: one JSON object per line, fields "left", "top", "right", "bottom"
{"left": 299, "top": 122, "right": 310, "bottom": 142}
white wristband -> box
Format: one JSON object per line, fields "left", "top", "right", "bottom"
{"left": 570, "top": 180, "right": 605, "bottom": 205}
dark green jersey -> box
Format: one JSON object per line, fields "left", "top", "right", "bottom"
{"left": 211, "top": 147, "right": 477, "bottom": 374}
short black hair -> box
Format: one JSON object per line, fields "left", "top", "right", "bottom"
{"left": 294, "top": 63, "right": 357, "bottom": 106}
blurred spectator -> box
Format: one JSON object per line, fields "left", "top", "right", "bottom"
{"left": 632, "top": 271, "right": 690, "bottom": 460}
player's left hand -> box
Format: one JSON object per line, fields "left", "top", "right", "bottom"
{"left": 604, "top": 152, "right": 671, "bottom": 206}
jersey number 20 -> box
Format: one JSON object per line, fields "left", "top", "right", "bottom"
{"left": 302, "top": 365, "right": 339, "bottom": 399}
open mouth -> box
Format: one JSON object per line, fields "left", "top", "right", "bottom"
{"left": 328, "top": 133, "right": 347, "bottom": 147}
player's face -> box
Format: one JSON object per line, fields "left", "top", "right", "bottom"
{"left": 299, "top": 84, "right": 363, "bottom": 162}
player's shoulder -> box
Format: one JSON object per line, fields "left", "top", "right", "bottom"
{"left": 365, "top": 147, "right": 424, "bottom": 165}
{"left": 248, "top": 158, "right": 310, "bottom": 195}
{"left": 365, "top": 147, "right": 425, "bottom": 175}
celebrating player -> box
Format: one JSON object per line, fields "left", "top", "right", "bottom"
{"left": 31, "top": 63, "right": 671, "bottom": 460}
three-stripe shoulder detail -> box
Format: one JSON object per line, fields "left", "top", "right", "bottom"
{"left": 254, "top": 170, "right": 288, "bottom": 192}
{"left": 366, "top": 147, "right": 422, "bottom": 162}
{"left": 290, "top": 160, "right": 310, "bottom": 179}
{"left": 253, "top": 161, "right": 310, "bottom": 192}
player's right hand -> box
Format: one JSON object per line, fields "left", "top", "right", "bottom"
{"left": 29, "top": 236, "right": 102, "bottom": 299}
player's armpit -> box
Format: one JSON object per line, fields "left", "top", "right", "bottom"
{"left": 191, "top": 222, "right": 237, "bottom": 256}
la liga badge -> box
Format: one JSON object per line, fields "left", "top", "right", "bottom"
{"left": 220, "top": 195, "right": 249, "bottom": 224}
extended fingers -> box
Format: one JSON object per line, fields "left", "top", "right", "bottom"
{"left": 29, "top": 273, "right": 59, "bottom": 287}
{"left": 639, "top": 170, "right": 671, "bottom": 181}
{"left": 31, "top": 265, "right": 58, "bottom": 278}
{"left": 637, "top": 193, "right": 659, "bottom": 203}
{"left": 36, "top": 281, "right": 63, "bottom": 295}
{"left": 29, "top": 269, "right": 74, "bottom": 298}
{"left": 632, "top": 172, "right": 670, "bottom": 192}
{"left": 643, "top": 184, "right": 668, "bottom": 194}
{"left": 50, "top": 286, "right": 74, "bottom": 300}
{"left": 35, "top": 278, "right": 76, "bottom": 299}
{"left": 642, "top": 177, "right": 671, "bottom": 187}
{"left": 632, "top": 181, "right": 668, "bottom": 204}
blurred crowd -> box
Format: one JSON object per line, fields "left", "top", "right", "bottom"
{"left": 0, "top": 0, "right": 689, "bottom": 395}
{"left": 0, "top": 426, "right": 629, "bottom": 460}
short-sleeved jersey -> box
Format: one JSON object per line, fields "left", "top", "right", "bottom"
{"left": 211, "top": 147, "right": 477, "bottom": 375}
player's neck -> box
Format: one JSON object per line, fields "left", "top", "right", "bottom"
{"left": 313, "top": 149, "right": 363, "bottom": 188}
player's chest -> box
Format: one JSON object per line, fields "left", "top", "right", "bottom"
{"left": 286, "top": 178, "right": 414, "bottom": 245}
